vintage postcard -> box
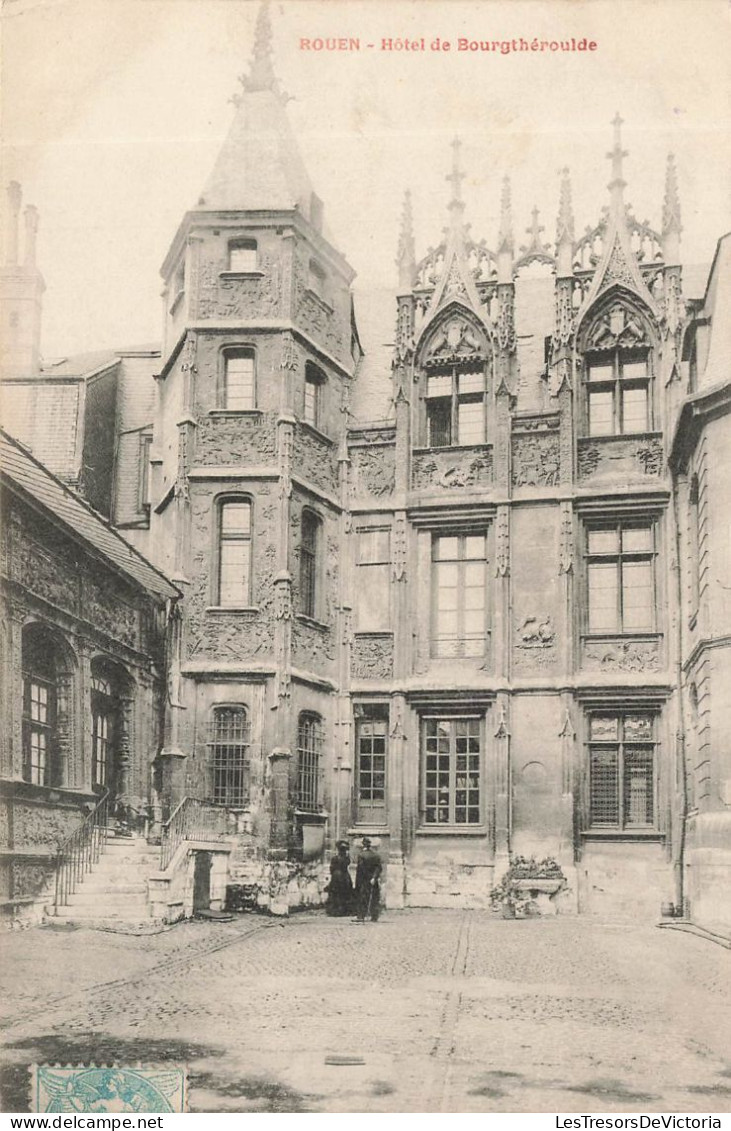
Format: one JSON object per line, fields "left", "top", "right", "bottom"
{"left": 1, "top": 0, "right": 730, "bottom": 1117}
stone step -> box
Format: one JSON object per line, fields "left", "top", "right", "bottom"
{"left": 65, "top": 890, "right": 149, "bottom": 909}
{"left": 52, "top": 909, "right": 154, "bottom": 924}
{"left": 58, "top": 902, "right": 150, "bottom": 919}
{"left": 50, "top": 913, "right": 163, "bottom": 929}
{"left": 75, "top": 879, "right": 148, "bottom": 895}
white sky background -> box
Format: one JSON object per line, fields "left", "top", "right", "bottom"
{"left": 2, "top": 0, "right": 730, "bottom": 359}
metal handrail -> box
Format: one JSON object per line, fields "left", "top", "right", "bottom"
{"left": 54, "top": 791, "right": 110, "bottom": 911}
{"left": 159, "top": 797, "right": 230, "bottom": 871}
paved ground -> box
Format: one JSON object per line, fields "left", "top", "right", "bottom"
{"left": 1, "top": 910, "right": 730, "bottom": 1113}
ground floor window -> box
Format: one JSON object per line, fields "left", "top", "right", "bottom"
{"left": 209, "top": 706, "right": 250, "bottom": 807}
{"left": 356, "top": 706, "right": 388, "bottom": 824}
{"left": 297, "top": 713, "right": 323, "bottom": 812}
{"left": 587, "top": 712, "right": 656, "bottom": 829}
{"left": 423, "top": 717, "right": 481, "bottom": 825}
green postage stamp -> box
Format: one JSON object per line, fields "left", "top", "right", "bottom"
{"left": 32, "top": 1066, "right": 187, "bottom": 1113}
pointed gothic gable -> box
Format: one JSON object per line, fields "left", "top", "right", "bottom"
{"left": 417, "top": 305, "right": 490, "bottom": 369}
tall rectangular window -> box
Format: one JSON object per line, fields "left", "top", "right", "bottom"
{"left": 218, "top": 500, "right": 252, "bottom": 606}
{"left": 356, "top": 708, "right": 388, "bottom": 825}
{"left": 300, "top": 510, "right": 320, "bottom": 619}
{"left": 423, "top": 717, "right": 481, "bottom": 826}
{"left": 356, "top": 528, "right": 391, "bottom": 632}
{"left": 432, "top": 532, "right": 487, "bottom": 657}
{"left": 223, "top": 351, "right": 255, "bottom": 411}
{"left": 588, "top": 713, "right": 655, "bottom": 829}
{"left": 209, "top": 706, "right": 250, "bottom": 807}
{"left": 297, "top": 713, "right": 322, "bottom": 811}
{"left": 586, "top": 351, "right": 650, "bottom": 436}
{"left": 425, "top": 367, "right": 486, "bottom": 448}
{"left": 586, "top": 522, "right": 655, "bottom": 634}
{"left": 23, "top": 677, "right": 53, "bottom": 785}
{"left": 304, "top": 363, "right": 325, "bottom": 430}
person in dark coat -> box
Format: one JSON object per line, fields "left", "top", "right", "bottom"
{"left": 354, "top": 837, "right": 382, "bottom": 922}
{"left": 325, "top": 840, "right": 354, "bottom": 916}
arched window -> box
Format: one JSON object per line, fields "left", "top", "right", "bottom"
{"left": 299, "top": 509, "right": 321, "bottom": 619}
{"left": 209, "top": 706, "right": 250, "bottom": 807}
{"left": 228, "top": 239, "right": 257, "bottom": 273}
{"left": 22, "top": 627, "right": 58, "bottom": 786}
{"left": 296, "top": 712, "right": 322, "bottom": 811}
{"left": 582, "top": 302, "right": 654, "bottom": 437}
{"left": 222, "top": 348, "right": 256, "bottom": 411}
{"left": 304, "top": 362, "right": 325, "bottom": 430}
{"left": 217, "top": 497, "right": 253, "bottom": 606}
{"left": 91, "top": 673, "right": 114, "bottom": 789}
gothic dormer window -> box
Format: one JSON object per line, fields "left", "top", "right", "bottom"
{"left": 419, "top": 313, "right": 489, "bottom": 448}
{"left": 581, "top": 303, "right": 654, "bottom": 437}
{"left": 228, "top": 239, "right": 257, "bottom": 273}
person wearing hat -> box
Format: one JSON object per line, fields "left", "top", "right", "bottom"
{"left": 353, "top": 836, "right": 382, "bottom": 922}
{"left": 325, "top": 839, "right": 354, "bottom": 917}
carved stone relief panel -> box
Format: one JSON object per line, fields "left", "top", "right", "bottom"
{"left": 197, "top": 252, "right": 282, "bottom": 319}
{"left": 351, "top": 634, "right": 394, "bottom": 680}
{"left": 513, "top": 614, "right": 558, "bottom": 673}
{"left": 582, "top": 636, "right": 662, "bottom": 673}
{"left": 293, "top": 424, "right": 338, "bottom": 495}
{"left": 12, "top": 801, "right": 85, "bottom": 849}
{"left": 511, "top": 431, "right": 561, "bottom": 488}
{"left": 11, "top": 859, "right": 55, "bottom": 899}
{"left": 576, "top": 436, "right": 664, "bottom": 484}
{"left": 292, "top": 619, "right": 335, "bottom": 672}
{"left": 411, "top": 446, "right": 493, "bottom": 492}
{"left": 195, "top": 413, "right": 277, "bottom": 467}
{"left": 293, "top": 256, "right": 350, "bottom": 366}
{"left": 350, "top": 444, "right": 396, "bottom": 499}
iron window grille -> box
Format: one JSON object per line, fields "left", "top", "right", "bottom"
{"left": 208, "top": 707, "right": 251, "bottom": 807}
{"left": 432, "top": 532, "right": 488, "bottom": 657}
{"left": 296, "top": 713, "right": 323, "bottom": 812}
{"left": 425, "top": 366, "right": 487, "bottom": 448}
{"left": 423, "top": 717, "right": 482, "bottom": 826}
{"left": 218, "top": 499, "right": 252, "bottom": 606}
{"left": 585, "top": 349, "right": 651, "bottom": 437}
{"left": 587, "top": 713, "right": 656, "bottom": 829}
{"left": 585, "top": 521, "right": 655, "bottom": 634}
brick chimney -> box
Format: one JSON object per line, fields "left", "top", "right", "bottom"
{"left": 1, "top": 182, "right": 45, "bottom": 377}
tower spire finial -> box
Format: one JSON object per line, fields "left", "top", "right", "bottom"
{"left": 239, "top": 0, "right": 279, "bottom": 95}
{"left": 397, "top": 189, "right": 415, "bottom": 291}
{"left": 607, "top": 112, "right": 628, "bottom": 214}
{"left": 498, "top": 175, "right": 513, "bottom": 254}
{"left": 662, "top": 153, "right": 682, "bottom": 236}
{"left": 446, "top": 137, "right": 466, "bottom": 231}
{"left": 556, "top": 167, "right": 574, "bottom": 245}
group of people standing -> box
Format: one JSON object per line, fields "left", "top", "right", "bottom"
{"left": 325, "top": 837, "right": 382, "bottom": 922}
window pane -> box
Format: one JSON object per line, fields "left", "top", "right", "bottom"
{"left": 229, "top": 242, "right": 257, "bottom": 272}
{"left": 588, "top": 562, "right": 618, "bottom": 632}
{"left": 588, "top": 528, "right": 618, "bottom": 555}
{"left": 624, "top": 715, "right": 653, "bottom": 741}
{"left": 622, "top": 561, "right": 653, "bottom": 630}
{"left": 621, "top": 359, "right": 648, "bottom": 380}
{"left": 588, "top": 390, "right": 614, "bottom": 436}
{"left": 221, "top": 502, "right": 251, "bottom": 535}
{"left": 590, "top": 747, "right": 619, "bottom": 825}
{"left": 434, "top": 536, "right": 459, "bottom": 561}
{"left": 427, "top": 374, "right": 452, "bottom": 398}
{"left": 622, "top": 385, "right": 649, "bottom": 433}
{"left": 428, "top": 400, "right": 451, "bottom": 447}
{"left": 304, "top": 378, "right": 319, "bottom": 426}
{"left": 587, "top": 363, "right": 614, "bottom": 383}
{"left": 624, "top": 747, "right": 654, "bottom": 825}
{"left": 220, "top": 543, "right": 251, "bottom": 604}
{"left": 464, "top": 535, "right": 486, "bottom": 560}
{"left": 458, "top": 370, "right": 483, "bottom": 395}
{"left": 622, "top": 526, "right": 652, "bottom": 554}
{"left": 457, "top": 399, "right": 484, "bottom": 445}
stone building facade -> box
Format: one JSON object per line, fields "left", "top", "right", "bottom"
{"left": 1, "top": 4, "right": 729, "bottom": 925}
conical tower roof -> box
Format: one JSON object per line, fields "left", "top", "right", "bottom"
{"left": 198, "top": 2, "right": 317, "bottom": 221}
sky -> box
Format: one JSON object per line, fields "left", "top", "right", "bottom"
{"left": 2, "top": 0, "right": 730, "bottom": 358}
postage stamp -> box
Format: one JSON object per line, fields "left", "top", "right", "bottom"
{"left": 31, "top": 1066, "right": 187, "bottom": 1114}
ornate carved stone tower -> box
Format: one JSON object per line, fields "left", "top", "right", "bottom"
{"left": 153, "top": 1, "right": 357, "bottom": 871}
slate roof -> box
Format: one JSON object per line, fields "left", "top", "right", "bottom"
{"left": 1, "top": 428, "right": 179, "bottom": 601}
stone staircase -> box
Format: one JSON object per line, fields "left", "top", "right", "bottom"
{"left": 50, "top": 832, "right": 159, "bottom": 926}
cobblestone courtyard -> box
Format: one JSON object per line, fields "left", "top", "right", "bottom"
{"left": 1, "top": 911, "right": 730, "bottom": 1113}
